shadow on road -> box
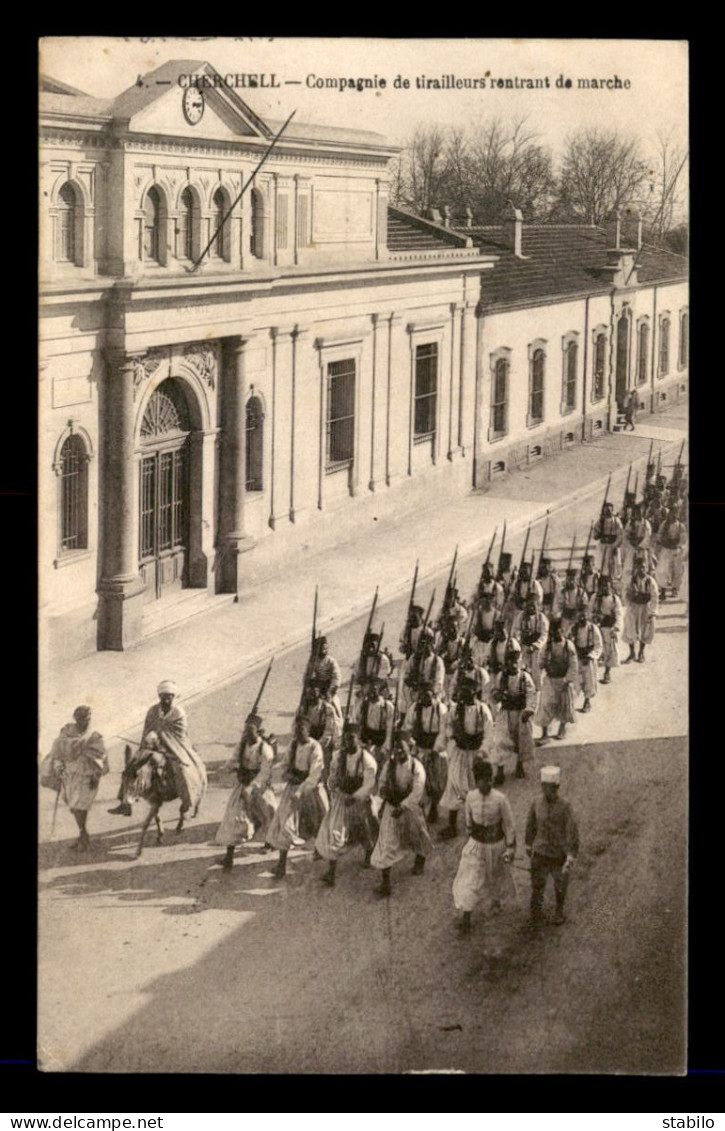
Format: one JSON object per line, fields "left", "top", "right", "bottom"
{"left": 40, "top": 736, "right": 687, "bottom": 1075}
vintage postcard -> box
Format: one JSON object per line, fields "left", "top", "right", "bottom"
{"left": 38, "top": 37, "right": 688, "bottom": 1074}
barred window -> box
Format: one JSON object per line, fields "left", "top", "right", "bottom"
{"left": 143, "top": 187, "right": 162, "bottom": 262}
{"left": 55, "top": 182, "right": 77, "bottom": 263}
{"left": 593, "top": 332, "right": 607, "bottom": 400}
{"left": 59, "top": 434, "right": 88, "bottom": 552}
{"left": 245, "top": 396, "right": 264, "bottom": 491}
{"left": 211, "top": 187, "right": 229, "bottom": 260}
{"left": 563, "top": 340, "right": 577, "bottom": 411}
{"left": 491, "top": 357, "right": 509, "bottom": 435}
{"left": 529, "top": 348, "right": 545, "bottom": 423}
{"left": 679, "top": 311, "right": 689, "bottom": 369}
{"left": 414, "top": 343, "right": 438, "bottom": 437}
{"left": 636, "top": 322, "right": 649, "bottom": 385}
{"left": 251, "top": 187, "right": 265, "bottom": 259}
{"left": 177, "top": 188, "right": 196, "bottom": 261}
{"left": 326, "top": 359, "right": 355, "bottom": 466}
{"left": 659, "top": 317, "right": 670, "bottom": 376}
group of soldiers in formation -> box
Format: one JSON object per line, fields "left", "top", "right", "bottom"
{"left": 43, "top": 453, "right": 687, "bottom": 931}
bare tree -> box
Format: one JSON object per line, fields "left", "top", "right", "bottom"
{"left": 553, "top": 127, "right": 648, "bottom": 225}
{"left": 640, "top": 130, "right": 689, "bottom": 246}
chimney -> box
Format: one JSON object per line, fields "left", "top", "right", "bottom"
{"left": 504, "top": 201, "right": 525, "bottom": 258}
{"left": 598, "top": 207, "right": 639, "bottom": 286}
{"left": 605, "top": 210, "right": 622, "bottom": 250}
{"left": 429, "top": 206, "right": 442, "bottom": 225}
{"left": 621, "top": 206, "right": 642, "bottom": 250}
{"left": 465, "top": 206, "right": 473, "bottom": 229}
{"left": 442, "top": 204, "right": 452, "bottom": 229}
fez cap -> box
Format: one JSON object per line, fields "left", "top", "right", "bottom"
{"left": 498, "top": 552, "right": 512, "bottom": 569}
{"left": 411, "top": 604, "right": 424, "bottom": 615}
{"left": 246, "top": 713, "right": 263, "bottom": 727}
{"left": 343, "top": 720, "right": 361, "bottom": 734}
{"left": 540, "top": 765, "right": 561, "bottom": 784}
{"left": 73, "top": 705, "right": 91, "bottom": 720}
{"left": 474, "top": 759, "right": 493, "bottom": 781}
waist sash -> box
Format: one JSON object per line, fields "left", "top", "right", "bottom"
{"left": 470, "top": 819, "right": 504, "bottom": 844}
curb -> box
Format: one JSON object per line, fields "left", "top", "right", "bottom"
{"left": 101, "top": 432, "right": 684, "bottom": 751}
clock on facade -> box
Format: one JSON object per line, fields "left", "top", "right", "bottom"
{"left": 182, "top": 87, "right": 205, "bottom": 125}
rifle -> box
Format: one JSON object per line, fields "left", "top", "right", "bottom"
{"left": 402, "top": 561, "right": 419, "bottom": 658}
{"left": 656, "top": 449, "right": 662, "bottom": 479}
{"left": 357, "top": 588, "right": 380, "bottom": 681}
{"left": 299, "top": 587, "right": 319, "bottom": 711}
{"left": 601, "top": 472, "right": 612, "bottom": 513}
{"left": 566, "top": 531, "right": 576, "bottom": 576}
{"left": 622, "top": 464, "right": 632, "bottom": 510}
{"left": 675, "top": 440, "right": 685, "bottom": 473}
{"left": 497, "top": 521, "right": 507, "bottom": 576}
{"left": 411, "top": 589, "right": 437, "bottom": 688}
{"left": 518, "top": 525, "right": 531, "bottom": 574}
{"left": 484, "top": 527, "right": 498, "bottom": 568}
{"left": 441, "top": 546, "right": 459, "bottom": 621}
{"left": 536, "top": 520, "right": 549, "bottom": 578}
{"left": 364, "top": 587, "right": 379, "bottom": 642}
{"left": 343, "top": 663, "right": 355, "bottom": 726}
{"left": 247, "top": 657, "right": 274, "bottom": 723}
{"left": 633, "top": 471, "right": 639, "bottom": 503}
{"left": 646, "top": 439, "right": 654, "bottom": 479}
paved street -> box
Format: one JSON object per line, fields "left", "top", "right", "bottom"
{"left": 38, "top": 406, "right": 688, "bottom": 1075}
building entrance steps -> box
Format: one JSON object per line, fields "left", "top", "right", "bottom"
{"left": 40, "top": 405, "right": 687, "bottom": 758}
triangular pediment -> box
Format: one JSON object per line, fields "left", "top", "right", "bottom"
{"left": 113, "top": 60, "right": 272, "bottom": 143}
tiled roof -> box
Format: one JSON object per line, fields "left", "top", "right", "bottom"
{"left": 39, "top": 91, "right": 114, "bottom": 120}
{"left": 266, "top": 119, "right": 392, "bottom": 148}
{"left": 456, "top": 224, "right": 687, "bottom": 306}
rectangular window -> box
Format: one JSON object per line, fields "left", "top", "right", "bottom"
{"left": 679, "top": 312, "right": 689, "bottom": 369}
{"left": 563, "top": 341, "right": 577, "bottom": 411}
{"left": 637, "top": 324, "right": 649, "bottom": 386}
{"left": 297, "top": 195, "right": 309, "bottom": 248}
{"left": 276, "top": 193, "right": 288, "bottom": 250}
{"left": 414, "top": 342, "right": 438, "bottom": 437}
{"left": 491, "top": 358, "right": 508, "bottom": 435}
{"left": 529, "top": 349, "right": 545, "bottom": 424}
{"left": 593, "top": 333, "right": 606, "bottom": 400}
{"left": 659, "top": 319, "right": 670, "bottom": 376}
{"left": 326, "top": 359, "right": 355, "bottom": 467}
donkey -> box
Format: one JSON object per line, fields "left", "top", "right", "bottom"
{"left": 124, "top": 743, "right": 192, "bottom": 859}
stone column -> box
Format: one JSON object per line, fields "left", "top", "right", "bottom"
{"left": 459, "top": 301, "right": 475, "bottom": 456}
{"left": 385, "top": 313, "right": 403, "bottom": 485}
{"left": 270, "top": 328, "right": 294, "bottom": 526}
{"left": 218, "top": 335, "right": 256, "bottom": 596}
{"left": 291, "top": 326, "right": 313, "bottom": 521}
{"left": 97, "top": 350, "right": 146, "bottom": 651}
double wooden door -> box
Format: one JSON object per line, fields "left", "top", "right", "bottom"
{"left": 139, "top": 441, "right": 189, "bottom": 601}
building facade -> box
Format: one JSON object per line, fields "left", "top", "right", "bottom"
{"left": 39, "top": 62, "right": 688, "bottom": 663}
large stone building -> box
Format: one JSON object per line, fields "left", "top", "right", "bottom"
{"left": 39, "top": 61, "right": 688, "bottom": 664}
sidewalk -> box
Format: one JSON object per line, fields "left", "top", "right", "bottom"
{"left": 40, "top": 407, "right": 687, "bottom": 753}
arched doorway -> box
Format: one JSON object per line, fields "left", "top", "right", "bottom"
{"left": 138, "top": 379, "right": 192, "bottom": 601}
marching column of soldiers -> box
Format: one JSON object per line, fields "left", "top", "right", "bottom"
{"left": 44, "top": 445, "right": 687, "bottom": 931}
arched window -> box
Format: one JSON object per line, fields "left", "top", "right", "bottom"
{"left": 143, "top": 187, "right": 162, "bottom": 263}
{"left": 211, "top": 188, "right": 230, "bottom": 261}
{"left": 593, "top": 332, "right": 607, "bottom": 401}
{"left": 659, "top": 316, "right": 671, "bottom": 376}
{"left": 55, "top": 182, "right": 83, "bottom": 265}
{"left": 490, "top": 355, "right": 509, "bottom": 437}
{"left": 245, "top": 396, "right": 264, "bottom": 491}
{"left": 250, "top": 187, "right": 265, "bottom": 259}
{"left": 562, "top": 338, "right": 577, "bottom": 412}
{"left": 636, "top": 322, "right": 649, "bottom": 385}
{"left": 528, "top": 348, "right": 545, "bottom": 425}
{"left": 59, "top": 433, "right": 89, "bottom": 552}
{"left": 177, "top": 187, "right": 198, "bottom": 261}
{"left": 679, "top": 311, "right": 689, "bottom": 369}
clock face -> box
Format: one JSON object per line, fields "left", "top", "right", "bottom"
{"left": 182, "top": 87, "right": 205, "bottom": 125}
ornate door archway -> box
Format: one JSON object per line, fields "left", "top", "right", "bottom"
{"left": 139, "top": 379, "right": 191, "bottom": 601}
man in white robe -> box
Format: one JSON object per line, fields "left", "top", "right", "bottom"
{"left": 622, "top": 553, "right": 659, "bottom": 663}
{"left": 452, "top": 760, "right": 517, "bottom": 935}
{"left": 43, "top": 705, "right": 108, "bottom": 851}
{"left": 266, "top": 716, "right": 329, "bottom": 879}
{"left": 371, "top": 737, "right": 433, "bottom": 897}
{"left": 316, "top": 722, "right": 378, "bottom": 886}
{"left": 215, "top": 713, "right": 276, "bottom": 870}
{"left": 439, "top": 678, "right": 494, "bottom": 841}
{"left": 588, "top": 575, "right": 624, "bottom": 684}
{"left": 571, "top": 608, "right": 603, "bottom": 712}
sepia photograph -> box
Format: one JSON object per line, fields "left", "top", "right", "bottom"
{"left": 38, "top": 36, "right": 688, "bottom": 1075}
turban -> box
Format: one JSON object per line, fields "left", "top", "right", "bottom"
{"left": 157, "top": 680, "right": 178, "bottom": 697}
{"left": 540, "top": 765, "right": 561, "bottom": 784}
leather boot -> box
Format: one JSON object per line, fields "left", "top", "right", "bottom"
{"left": 412, "top": 854, "right": 426, "bottom": 875}
{"left": 376, "top": 869, "right": 392, "bottom": 897}
{"left": 439, "top": 810, "right": 458, "bottom": 840}
{"left": 108, "top": 802, "right": 132, "bottom": 817}
{"left": 272, "top": 851, "right": 287, "bottom": 879}
{"left": 320, "top": 861, "right": 337, "bottom": 887}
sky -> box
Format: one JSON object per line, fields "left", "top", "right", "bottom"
{"left": 39, "top": 37, "right": 688, "bottom": 162}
